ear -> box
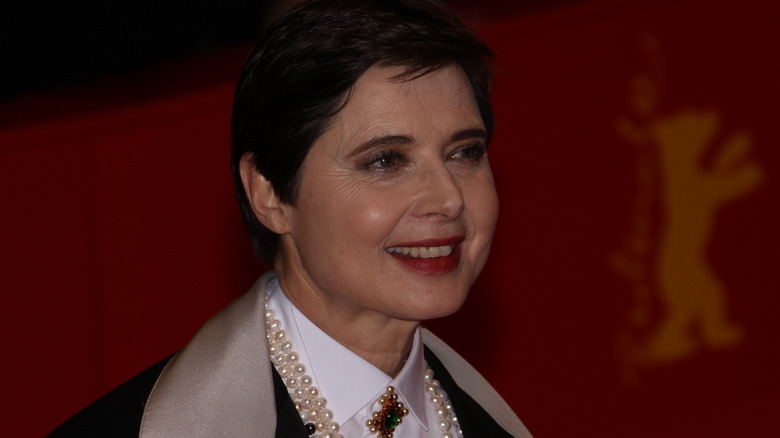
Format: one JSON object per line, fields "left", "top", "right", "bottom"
{"left": 239, "top": 153, "right": 292, "bottom": 235}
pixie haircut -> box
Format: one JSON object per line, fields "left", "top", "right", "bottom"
{"left": 231, "top": 0, "right": 495, "bottom": 264}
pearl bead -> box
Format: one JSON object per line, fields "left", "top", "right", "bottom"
{"left": 265, "top": 294, "right": 462, "bottom": 438}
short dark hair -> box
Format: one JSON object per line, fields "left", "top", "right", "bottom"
{"left": 230, "top": 0, "right": 494, "bottom": 264}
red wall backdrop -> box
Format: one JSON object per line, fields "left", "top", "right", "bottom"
{"left": 2, "top": 0, "right": 777, "bottom": 436}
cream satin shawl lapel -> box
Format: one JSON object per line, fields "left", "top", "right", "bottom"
{"left": 422, "top": 329, "right": 533, "bottom": 438}
{"left": 139, "top": 271, "right": 277, "bottom": 438}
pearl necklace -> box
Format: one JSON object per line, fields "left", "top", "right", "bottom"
{"left": 264, "top": 295, "right": 463, "bottom": 438}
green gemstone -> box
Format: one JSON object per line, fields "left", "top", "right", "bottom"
{"left": 384, "top": 408, "right": 400, "bottom": 430}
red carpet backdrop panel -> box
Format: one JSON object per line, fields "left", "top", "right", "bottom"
{"left": 1, "top": 0, "right": 777, "bottom": 436}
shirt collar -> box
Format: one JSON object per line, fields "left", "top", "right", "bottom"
{"left": 388, "top": 325, "right": 429, "bottom": 430}
{"left": 268, "top": 278, "right": 429, "bottom": 429}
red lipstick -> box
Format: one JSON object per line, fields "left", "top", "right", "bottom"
{"left": 386, "top": 237, "right": 463, "bottom": 275}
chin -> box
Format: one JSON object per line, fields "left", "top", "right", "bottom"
{"left": 392, "top": 288, "right": 470, "bottom": 322}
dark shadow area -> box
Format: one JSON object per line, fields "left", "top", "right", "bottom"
{"left": 3, "top": 0, "right": 588, "bottom": 101}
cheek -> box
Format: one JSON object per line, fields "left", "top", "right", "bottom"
{"left": 350, "top": 188, "right": 411, "bottom": 242}
{"left": 462, "top": 176, "right": 498, "bottom": 278}
{"left": 313, "top": 180, "right": 410, "bottom": 247}
{"left": 466, "top": 173, "right": 499, "bottom": 237}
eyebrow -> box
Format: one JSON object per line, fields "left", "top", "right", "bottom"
{"left": 450, "top": 128, "right": 487, "bottom": 143}
{"left": 348, "top": 127, "right": 487, "bottom": 158}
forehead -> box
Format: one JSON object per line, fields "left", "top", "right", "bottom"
{"left": 320, "top": 64, "right": 484, "bottom": 149}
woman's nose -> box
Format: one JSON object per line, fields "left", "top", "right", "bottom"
{"left": 410, "top": 161, "right": 465, "bottom": 220}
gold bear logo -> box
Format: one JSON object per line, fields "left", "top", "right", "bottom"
{"left": 613, "top": 34, "right": 763, "bottom": 378}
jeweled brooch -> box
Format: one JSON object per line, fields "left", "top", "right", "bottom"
{"left": 366, "top": 386, "right": 410, "bottom": 437}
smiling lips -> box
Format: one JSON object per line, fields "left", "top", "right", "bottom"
{"left": 386, "top": 238, "right": 463, "bottom": 275}
{"left": 386, "top": 244, "right": 454, "bottom": 258}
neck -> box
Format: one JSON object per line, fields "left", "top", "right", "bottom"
{"left": 319, "top": 316, "right": 416, "bottom": 377}
{"left": 274, "top": 265, "right": 418, "bottom": 377}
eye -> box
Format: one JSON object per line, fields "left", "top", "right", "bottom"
{"left": 450, "top": 143, "right": 486, "bottom": 161}
{"left": 366, "top": 151, "right": 404, "bottom": 169}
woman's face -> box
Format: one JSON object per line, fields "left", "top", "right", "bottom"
{"left": 277, "top": 64, "right": 499, "bottom": 322}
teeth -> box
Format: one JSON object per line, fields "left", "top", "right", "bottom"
{"left": 387, "top": 245, "right": 455, "bottom": 258}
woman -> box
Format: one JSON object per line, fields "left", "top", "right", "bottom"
{"left": 50, "top": 0, "right": 532, "bottom": 437}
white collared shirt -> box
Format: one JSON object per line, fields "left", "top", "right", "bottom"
{"left": 267, "top": 278, "right": 447, "bottom": 437}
